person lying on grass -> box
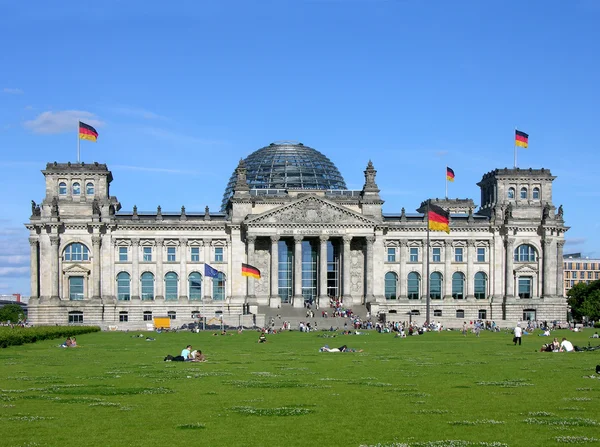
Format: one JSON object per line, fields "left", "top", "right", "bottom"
{"left": 190, "top": 350, "right": 206, "bottom": 362}
{"left": 319, "top": 344, "right": 362, "bottom": 352}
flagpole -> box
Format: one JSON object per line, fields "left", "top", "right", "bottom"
{"left": 426, "top": 200, "right": 431, "bottom": 325}
{"left": 514, "top": 127, "right": 517, "bottom": 168}
{"left": 77, "top": 121, "right": 81, "bottom": 163}
{"left": 445, "top": 166, "right": 448, "bottom": 200}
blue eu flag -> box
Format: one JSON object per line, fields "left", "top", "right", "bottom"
{"left": 204, "top": 264, "right": 220, "bottom": 278}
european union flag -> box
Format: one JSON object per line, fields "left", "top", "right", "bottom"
{"left": 204, "top": 264, "right": 220, "bottom": 278}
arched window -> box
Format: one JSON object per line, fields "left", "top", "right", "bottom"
{"left": 64, "top": 243, "right": 89, "bottom": 261}
{"left": 213, "top": 272, "right": 226, "bottom": 300}
{"left": 520, "top": 187, "right": 528, "bottom": 199}
{"left": 407, "top": 272, "right": 420, "bottom": 299}
{"left": 141, "top": 272, "right": 154, "bottom": 300}
{"left": 384, "top": 272, "right": 397, "bottom": 299}
{"left": 451, "top": 272, "right": 465, "bottom": 299}
{"left": 72, "top": 182, "right": 81, "bottom": 195}
{"left": 59, "top": 182, "right": 67, "bottom": 195}
{"left": 474, "top": 272, "right": 487, "bottom": 299}
{"left": 116, "top": 272, "right": 130, "bottom": 301}
{"left": 165, "top": 272, "right": 178, "bottom": 300}
{"left": 86, "top": 182, "right": 94, "bottom": 195}
{"left": 532, "top": 187, "right": 540, "bottom": 200}
{"left": 430, "top": 272, "right": 442, "bottom": 299}
{"left": 189, "top": 272, "right": 202, "bottom": 300}
{"left": 508, "top": 187, "right": 515, "bottom": 199}
{"left": 514, "top": 244, "right": 537, "bottom": 262}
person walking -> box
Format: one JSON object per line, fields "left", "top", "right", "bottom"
{"left": 513, "top": 323, "right": 522, "bottom": 346}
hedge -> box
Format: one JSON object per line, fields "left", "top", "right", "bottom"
{"left": 0, "top": 326, "right": 101, "bottom": 348}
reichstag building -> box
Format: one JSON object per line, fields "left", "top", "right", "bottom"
{"left": 26, "top": 141, "right": 568, "bottom": 328}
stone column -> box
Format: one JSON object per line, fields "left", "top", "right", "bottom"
{"left": 91, "top": 235, "right": 102, "bottom": 299}
{"left": 505, "top": 238, "right": 515, "bottom": 298}
{"left": 319, "top": 235, "right": 329, "bottom": 304}
{"left": 365, "top": 236, "right": 375, "bottom": 302}
{"left": 50, "top": 235, "right": 60, "bottom": 299}
{"left": 155, "top": 239, "right": 164, "bottom": 300}
{"left": 556, "top": 240, "right": 565, "bottom": 297}
{"left": 342, "top": 236, "right": 352, "bottom": 302}
{"left": 203, "top": 239, "right": 212, "bottom": 300}
{"left": 29, "top": 237, "right": 39, "bottom": 299}
{"left": 247, "top": 235, "right": 256, "bottom": 298}
{"left": 293, "top": 235, "right": 303, "bottom": 307}
{"left": 398, "top": 240, "right": 407, "bottom": 298}
{"left": 131, "top": 238, "right": 140, "bottom": 300}
{"left": 542, "top": 238, "right": 553, "bottom": 298}
{"left": 179, "top": 238, "right": 188, "bottom": 300}
{"left": 444, "top": 241, "right": 452, "bottom": 299}
{"left": 270, "top": 236, "right": 280, "bottom": 302}
{"left": 466, "top": 240, "right": 475, "bottom": 299}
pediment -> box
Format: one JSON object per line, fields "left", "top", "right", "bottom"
{"left": 514, "top": 264, "right": 538, "bottom": 273}
{"left": 245, "top": 195, "right": 377, "bottom": 226}
{"left": 63, "top": 264, "right": 91, "bottom": 274}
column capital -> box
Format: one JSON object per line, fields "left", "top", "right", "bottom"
{"left": 155, "top": 238, "right": 164, "bottom": 247}
{"left": 131, "top": 238, "right": 140, "bottom": 247}
{"left": 246, "top": 235, "right": 257, "bottom": 244}
{"left": 342, "top": 235, "right": 352, "bottom": 244}
{"left": 467, "top": 240, "right": 477, "bottom": 248}
{"left": 179, "top": 237, "right": 188, "bottom": 246}
{"left": 444, "top": 240, "right": 453, "bottom": 248}
{"left": 365, "top": 236, "right": 375, "bottom": 245}
{"left": 293, "top": 235, "right": 303, "bottom": 243}
{"left": 557, "top": 240, "right": 566, "bottom": 248}
{"left": 270, "top": 235, "right": 280, "bottom": 243}
{"left": 543, "top": 238, "right": 553, "bottom": 247}
{"left": 92, "top": 236, "right": 102, "bottom": 247}
{"left": 504, "top": 238, "right": 515, "bottom": 248}
{"left": 319, "top": 235, "right": 329, "bottom": 243}
{"left": 399, "top": 240, "right": 408, "bottom": 247}
{"left": 49, "top": 235, "right": 60, "bottom": 246}
{"left": 203, "top": 238, "right": 212, "bottom": 246}
{"left": 29, "top": 237, "right": 39, "bottom": 246}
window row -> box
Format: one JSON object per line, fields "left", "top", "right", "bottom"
{"left": 565, "top": 271, "right": 599, "bottom": 280}
{"left": 564, "top": 262, "right": 600, "bottom": 271}
{"left": 386, "top": 246, "right": 487, "bottom": 263}
{"left": 116, "top": 271, "right": 226, "bottom": 301}
{"left": 68, "top": 310, "right": 179, "bottom": 324}
{"left": 384, "top": 271, "right": 489, "bottom": 300}
{"left": 59, "top": 181, "right": 95, "bottom": 196}
{"left": 507, "top": 186, "right": 540, "bottom": 200}
{"left": 118, "top": 246, "right": 223, "bottom": 263}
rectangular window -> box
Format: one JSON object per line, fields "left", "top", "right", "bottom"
{"left": 167, "top": 247, "right": 176, "bottom": 262}
{"left": 575, "top": 263, "right": 580, "bottom": 270}
{"left": 454, "top": 247, "right": 463, "bottom": 262}
{"left": 573, "top": 271, "right": 578, "bottom": 279}
{"left": 518, "top": 276, "right": 532, "bottom": 298}
{"left": 432, "top": 247, "right": 441, "bottom": 262}
{"left": 143, "top": 247, "right": 152, "bottom": 262}
{"left": 143, "top": 312, "right": 153, "bottom": 321}
{"left": 567, "top": 263, "right": 572, "bottom": 270}
{"left": 191, "top": 247, "right": 200, "bottom": 262}
{"left": 456, "top": 309, "right": 464, "bottom": 319}
{"left": 477, "top": 247, "right": 485, "bottom": 262}
{"left": 583, "top": 263, "right": 588, "bottom": 270}
{"left": 119, "top": 247, "right": 128, "bottom": 262}
{"left": 168, "top": 311, "right": 176, "bottom": 320}
{"left": 596, "top": 272, "right": 599, "bottom": 280}
{"left": 119, "top": 312, "right": 128, "bottom": 322}
{"left": 588, "top": 271, "right": 593, "bottom": 279}
{"left": 409, "top": 247, "right": 419, "bottom": 262}
{"left": 387, "top": 247, "right": 396, "bottom": 262}
{"left": 478, "top": 309, "right": 487, "bottom": 320}
{"left": 68, "top": 312, "right": 83, "bottom": 323}
{"left": 69, "top": 276, "right": 84, "bottom": 300}
{"left": 215, "top": 247, "right": 224, "bottom": 262}
{"left": 523, "top": 309, "right": 536, "bottom": 321}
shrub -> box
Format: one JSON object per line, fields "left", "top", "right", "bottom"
{"left": 0, "top": 326, "right": 101, "bottom": 348}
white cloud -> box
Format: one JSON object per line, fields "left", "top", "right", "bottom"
{"left": 0, "top": 267, "right": 29, "bottom": 277}
{"left": 565, "top": 238, "right": 586, "bottom": 246}
{"left": 23, "top": 110, "right": 103, "bottom": 134}
{"left": 111, "top": 106, "right": 167, "bottom": 120}
{"left": 3, "top": 88, "right": 23, "bottom": 95}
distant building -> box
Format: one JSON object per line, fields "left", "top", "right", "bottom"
{"left": 563, "top": 255, "right": 600, "bottom": 295}
{"left": 26, "top": 142, "right": 568, "bottom": 328}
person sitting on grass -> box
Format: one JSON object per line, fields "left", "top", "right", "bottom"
{"left": 560, "top": 337, "right": 574, "bottom": 352}
{"left": 258, "top": 333, "right": 267, "bottom": 343}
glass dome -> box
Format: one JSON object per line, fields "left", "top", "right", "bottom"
{"left": 221, "top": 141, "right": 347, "bottom": 211}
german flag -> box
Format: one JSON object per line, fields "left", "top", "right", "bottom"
{"left": 428, "top": 203, "right": 450, "bottom": 234}
{"left": 446, "top": 166, "right": 455, "bottom": 182}
{"left": 515, "top": 130, "right": 528, "bottom": 148}
{"left": 79, "top": 121, "right": 98, "bottom": 142}
{"left": 242, "top": 263, "right": 261, "bottom": 279}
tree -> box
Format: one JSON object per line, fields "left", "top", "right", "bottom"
{"left": 567, "top": 281, "right": 600, "bottom": 322}
{"left": 0, "top": 304, "right": 25, "bottom": 323}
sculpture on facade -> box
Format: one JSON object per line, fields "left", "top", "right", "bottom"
{"left": 51, "top": 197, "right": 59, "bottom": 217}
{"left": 92, "top": 198, "right": 101, "bottom": 216}
{"left": 557, "top": 204, "right": 564, "bottom": 219}
{"left": 542, "top": 202, "right": 551, "bottom": 221}
{"left": 204, "top": 206, "right": 211, "bottom": 221}
{"left": 31, "top": 200, "right": 41, "bottom": 217}
{"left": 504, "top": 202, "right": 513, "bottom": 221}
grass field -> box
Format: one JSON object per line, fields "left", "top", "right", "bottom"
{"left": 0, "top": 328, "right": 599, "bottom": 447}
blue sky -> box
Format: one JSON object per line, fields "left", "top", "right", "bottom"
{"left": 1, "top": 0, "right": 599, "bottom": 296}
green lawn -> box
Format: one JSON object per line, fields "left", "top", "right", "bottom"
{"left": 0, "top": 329, "right": 599, "bottom": 447}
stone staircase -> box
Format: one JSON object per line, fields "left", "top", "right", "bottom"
{"left": 256, "top": 303, "right": 370, "bottom": 330}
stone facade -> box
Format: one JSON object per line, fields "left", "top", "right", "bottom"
{"left": 26, "top": 159, "right": 569, "bottom": 329}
